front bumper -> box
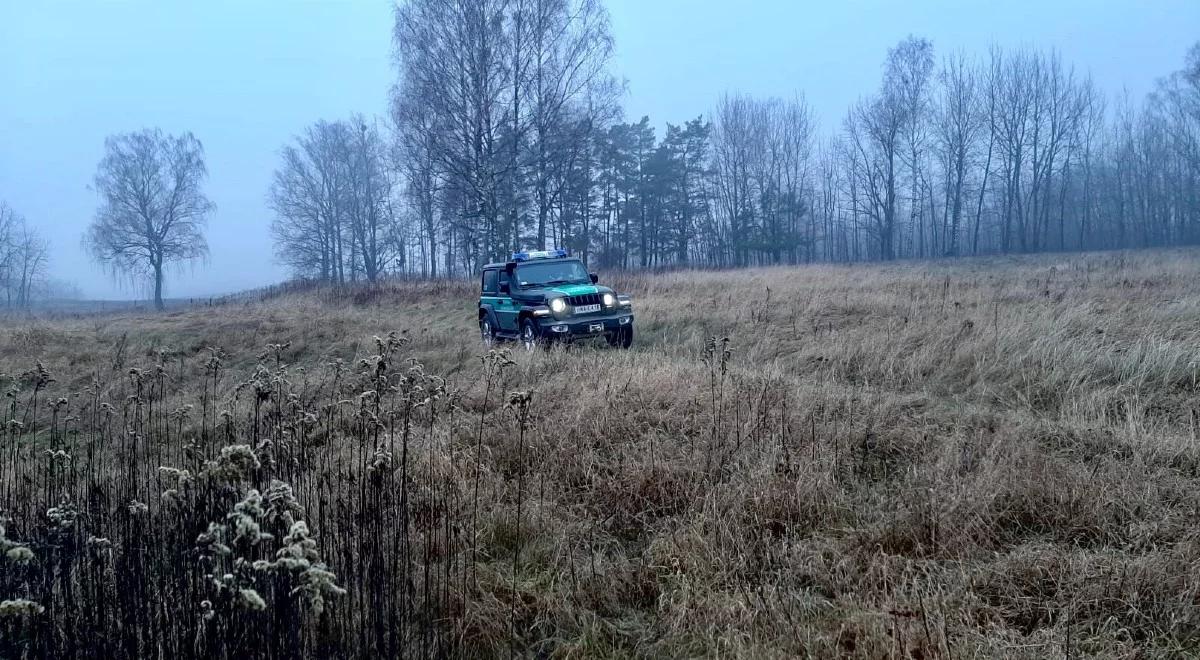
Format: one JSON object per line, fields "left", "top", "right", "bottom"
{"left": 537, "top": 311, "right": 633, "bottom": 339}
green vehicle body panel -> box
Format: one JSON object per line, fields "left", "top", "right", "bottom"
{"left": 547, "top": 284, "right": 600, "bottom": 297}
{"left": 481, "top": 293, "right": 520, "bottom": 331}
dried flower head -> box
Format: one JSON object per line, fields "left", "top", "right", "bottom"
{"left": 0, "top": 599, "right": 44, "bottom": 617}
{"left": 196, "top": 522, "right": 232, "bottom": 557}
{"left": 44, "top": 449, "right": 71, "bottom": 463}
{"left": 46, "top": 501, "right": 79, "bottom": 531}
{"left": 264, "top": 480, "right": 303, "bottom": 529}
{"left": 86, "top": 536, "right": 113, "bottom": 550}
{"left": 158, "top": 466, "right": 193, "bottom": 487}
{"left": 228, "top": 489, "right": 272, "bottom": 545}
{"left": 239, "top": 588, "right": 267, "bottom": 611}
{"left": 203, "top": 444, "right": 261, "bottom": 483}
{"left": 5, "top": 546, "right": 34, "bottom": 563}
{"left": 367, "top": 450, "right": 393, "bottom": 475}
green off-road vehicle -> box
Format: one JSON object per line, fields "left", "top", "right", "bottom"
{"left": 478, "top": 249, "right": 634, "bottom": 349}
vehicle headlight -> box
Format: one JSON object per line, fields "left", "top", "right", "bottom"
{"left": 602, "top": 293, "right": 615, "bottom": 307}
{"left": 549, "top": 298, "right": 567, "bottom": 314}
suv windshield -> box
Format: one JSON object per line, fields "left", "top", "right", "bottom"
{"left": 515, "top": 260, "right": 590, "bottom": 287}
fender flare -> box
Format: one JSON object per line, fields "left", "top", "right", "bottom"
{"left": 517, "top": 305, "right": 550, "bottom": 326}
{"left": 478, "top": 304, "right": 501, "bottom": 328}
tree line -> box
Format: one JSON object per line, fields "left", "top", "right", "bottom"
{"left": 79, "top": 0, "right": 1200, "bottom": 301}
{"left": 301, "top": 1, "right": 1192, "bottom": 277}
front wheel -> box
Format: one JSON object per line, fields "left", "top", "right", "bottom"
{"left": 606, "top": 325, "right": 633, "bottom": 349}
{"left": 480, "top": 317, "right": 496, "bottom": 347}
{"left": 520, "top": 318, "right": 542, "bottom": 351}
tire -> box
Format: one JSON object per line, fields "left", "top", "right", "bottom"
{"left": 480, "top": 317, "right": 496, "bottom": 347}
{"left": 607, "top": 325, "right": 633, "bottom": 349}
{"left": 520, "top": 318, "right": 541, "bottom": 351}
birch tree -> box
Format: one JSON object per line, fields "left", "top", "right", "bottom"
{"left": 85, "top": 129, "right": 212, "bottom": 310}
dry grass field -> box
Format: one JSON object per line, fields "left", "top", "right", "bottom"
{"left": 2, "top": 248, "right": 1200, "bottom": 658}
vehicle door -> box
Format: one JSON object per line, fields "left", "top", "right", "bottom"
{"left": 480, "top": 269, "right": 502, "bottom": 329}
{"left": 494, "top": 270, "right": 519, "bottom": 332}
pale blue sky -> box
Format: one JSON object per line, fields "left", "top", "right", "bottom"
{"left": 1, "top": 0, "right": 1196, "bottom": 299}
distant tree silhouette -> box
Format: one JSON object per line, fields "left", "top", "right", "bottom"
{"left": 86, "top": 129, "right": 212, "bottom": 309}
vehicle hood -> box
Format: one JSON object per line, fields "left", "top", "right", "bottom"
{"left": 513, "top": 283, "right": 613, "bottom": 302}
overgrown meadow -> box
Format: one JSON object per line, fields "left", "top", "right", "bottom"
{"left": 2, "top": 249, "right": 1200, "bottom": 658}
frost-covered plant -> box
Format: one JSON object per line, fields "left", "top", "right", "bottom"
{"left": 264, "top": 480, "right": 303, "bottom": 529}
{"left": 238, "top": 588, "right": 267, "bottom": 611}
{"left": 158, "top": 466, "right": 193, "bottom": 486}
{"left": 0, "top": 524, "right": 39, "bottom": 620}
{"left": 254, "top": 521, "right": 345, "bottom": 615}
{"left": 367, "top": 450, "right": 392, "bottom": 475}
{"left": 0, "top": 523, "right": 33, "bottom": 563}
{"left": 203, "top": 444, "right": 260, "bottom": 484}
{"left": 6, "top": 546, "right": 34, "bottom": 563}
{"left": 193, "top": 481, "right": 314, "bottom": 622}
{"left": 86, "top": 536, "right": 112, "bottom": 551}
{"left": 46, "top": 500, "right": 79, "bottom": 534}
{"left": 0, "top": 599, "right": 44, "bottom": 617}
{"left": 158, "top": 466, "right": 195, "bottom": 508}
{"left": 288, "top": 562, "right": 345, "bottom": 616}
{"left": 228, "top": 489, "right": 272, "bottom": 545}
{"left": 266, "top": 521, "right": 320, "bottom": 570}
{"left": 196, "top": 522, "right": 232, "bottom": 557}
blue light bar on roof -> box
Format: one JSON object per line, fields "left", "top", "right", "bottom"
{"left": 511, "top": 248, "right": 569, "bottom": 261}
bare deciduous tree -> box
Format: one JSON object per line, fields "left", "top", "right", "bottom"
{"left": 844, "top": 85, "right": 904, "bottom": 260}
{"left": 934, "top": 52, "right": 983, "bottom": 256}
{"left": 0, "top": 202, "right": 51, "bottom": 309}
{"left": 394, "top": 0, "right": 513, "bottom": 271}
{"left": 85, "top": 129, "right": 212, "bottom": 309}
{"left": 270, "top": 118, "right": 399, "bottom": 283}
{"left": 391, "top": 0, "right": 614, "bottom": 274}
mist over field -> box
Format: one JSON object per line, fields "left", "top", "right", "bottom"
{"left": 2, "top": 1, "right": 1200, "bottom": 658}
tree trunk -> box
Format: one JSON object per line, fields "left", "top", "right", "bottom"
{"left": 153, "top": 259, "right": 165, "bottom": 311}
{"left": 973, "top": 135, "right": 993, "bottom": 255}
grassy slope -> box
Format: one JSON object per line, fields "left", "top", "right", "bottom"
{"left": 3, "top": 249, "right": 1200, "bottom": 657}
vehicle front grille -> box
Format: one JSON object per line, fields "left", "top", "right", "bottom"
{"left": 567, "top": 293, "right": 601, "bottom": 308}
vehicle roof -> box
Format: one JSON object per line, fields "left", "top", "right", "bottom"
{"left": 482, "top": 256, "right": 582, "bottom": 270}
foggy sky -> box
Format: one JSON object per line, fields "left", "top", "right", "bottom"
{"left": 2, "top": 0, "right": 1196, "bottom": 300}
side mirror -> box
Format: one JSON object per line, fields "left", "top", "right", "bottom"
{"left": 499, "top": 282, "right": 510, "bottom": 294}
{"left": 589, "top": 273, "right": 599, "bottom": 284}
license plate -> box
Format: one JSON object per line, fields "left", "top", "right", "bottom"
{"left": 588, "top": 323, "right": 604, "bottom": 333}
{"left": 575, "top": 304, "right": 600, "bottom": 314}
